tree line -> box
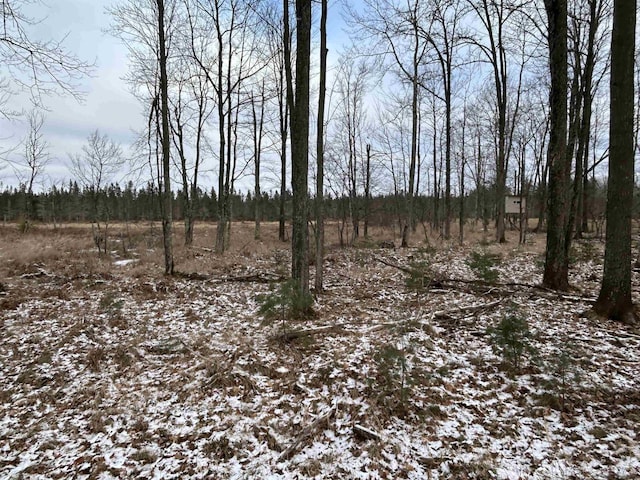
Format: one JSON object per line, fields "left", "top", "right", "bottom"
{"left": 7, "top": 180, "right": 599, "bottom": 240}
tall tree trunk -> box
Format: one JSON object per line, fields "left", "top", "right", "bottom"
{"left": 574, "top": 0, "right": 599, "bottom": 239}
{"left": 536, "top": 160, "right": 549, "bottom": 232}
{"left": 178, "top": 135, "right": 193, "bottom": 246}
{"left": 444, "top": 75, "right": 452, "bottom": 240}
{"left": 157, "top": 0, "right": 173, "bottom": 275}
{"left": 364, "top": 143, "right": 371, "bottom": 238}
{"left": 315, "top": 0, "right": 327, "bottom": 292}
{"left": 459, "top": 106, "right": 466, "bottom": 245}
{"left": 543, "top": 0, "right": 569, "bottom": 291}
{"left": 170, "top": 95, "right": 193, "bottom": 247}
{"left": 278, "top": 80, "right": 288, "bottom": 242}
{"left": 580, "top": 147, "right": 590, "bottom": 233}
{"left": 279, "top": 121, "right": 287, "bottom": 242}
{"left": 252, "top": 86, "right": 265, "bottom": 241}
{"left": 215, "top": 5, "right": 226, "bottom": 253}
{"left": 348, "top": 110, "right": 358, "bottom": 245}
{"left": 281, "top": 0, "right": 293, "bottom": 243}
{"left": 565, "top": 19, "right": 584, "bottom": 243}
{"left": 431, "top": 103, "right": 439, "bottom": 232}
{"left": 495, "top": 110, "right": 507, "bottom": 243}
{"left": 291, "top": 0, "right": 311, "bottom": 293}
{"left": 594, "top": 0, "right": 637, "bottom": 323}
{"left": 403, "top": 22, "right": 420, "bottom": 248}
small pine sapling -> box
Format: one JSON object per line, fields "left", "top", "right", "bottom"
{"left": 371, "top": 344, "right": 413, "bottom": 416}
{"left": 467, "top": 250, "right": 501, "bottom": 283}
{"left": 257, "top": 279, "right": 314, "bottom": 336}
{"left": 405, "top": 259, "right": 434, "bottom": 291}
{"left": 542, "top": 345, "right": 582, "bottom": 413}
{"left": 487, "top": 311, "right": 537, "bottom": 375}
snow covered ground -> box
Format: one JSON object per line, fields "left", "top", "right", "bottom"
{"left": 1, "top": 236, "right": 639, "bottom": 479}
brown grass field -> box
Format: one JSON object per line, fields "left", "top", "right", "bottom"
{"left": 0, "top": 219, "right": 545, "bottom": 278}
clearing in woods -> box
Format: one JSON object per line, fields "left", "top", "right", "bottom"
{"left": 1, "top": 221, "right": 639, "bottom": 479}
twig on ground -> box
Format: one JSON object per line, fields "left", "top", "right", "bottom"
{"left": 353, "top": 424, "right": 381, "bottom": 441}
{"left": 216, "top": 272, "right": 286, "bottom": 284}
{"left": 278, "top": 325, "right": 346, "bottom": 342}
{"left": 433, "top": 299, "right": 503, "bottom": 319}
{"left": 352, "top": 423, "right": 445, "bottom": 468}
{"left": 277, "top": 405, "right": 337, "bottom": 462}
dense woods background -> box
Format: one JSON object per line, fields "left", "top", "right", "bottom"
{"left": 0, "top": 179, "right": 612, "bottom": 234}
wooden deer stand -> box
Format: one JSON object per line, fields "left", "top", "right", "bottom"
{"left": 505, "top": 195, "right": 528, "bottom": 243}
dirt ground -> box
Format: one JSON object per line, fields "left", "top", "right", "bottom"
{"left": 1, "top": 221, "right": 639, "bottom": 479}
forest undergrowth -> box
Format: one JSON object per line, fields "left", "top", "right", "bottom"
{"left": 1, "top": 222, "right": 639, "bottom": 479}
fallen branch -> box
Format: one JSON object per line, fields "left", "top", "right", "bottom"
{"left": 353, "top": 424, "right": 381, "bottom": 441}
{"left": 278, "top": 325, "right": 345, "bottom": 342}
{"left": 217, "top": 272, "right": 286, "bottom": 284}
{"left": 352, "top": 423, "right": 443, "bottom": 468}
{"left": 374, "top": 256, "right": 596, "bottom": 303}
{"left": 277, "top": 405, "right": 336, "bottom": 462}
{"left": 364, "top": 322, "right": 400, "bottom": 333}
{"left": 433, "top": 299, "right": 503, "bottom": 319}
{"left": 364, "top": 303, "right": 504, "bottom": 332}
{"left": 146, "top": 337, "right": 188, "bottom": 355}
{"left": 174, "top": 271, "right": 210, "bottom": 281}
{"left": 20, "top": 266, "right": 53, "bottom": 279}
{"left": 375, "top": 256, "right": 414, "bottom": 275}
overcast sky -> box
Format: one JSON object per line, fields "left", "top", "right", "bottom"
{"left": 0, "top": 0, "right": 351, "bottom": 191}
{"left": 0, "top": 0, "right": 146, "bottom": 188}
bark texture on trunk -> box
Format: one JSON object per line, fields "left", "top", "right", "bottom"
{"left": 158, "top": 0, "right": 173, "bottom": 275}
{"left": 543, "top": 0, "right": 569, "bottom": 291}
{"left": 315, "top": 0, "right": 327, "bottom": 292}
{"left": 594, "top": 0, "right": 637, "bottom": 323}
{"left": 291, "top": 0, "right": 311, "bottom": 293}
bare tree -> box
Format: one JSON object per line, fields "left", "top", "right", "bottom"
{"left": 466, "top": 0, "right": 528, "bottom": 243}
{"left": 348, "top": 0, "right": 430, "bottom": 247}
{"left": 169, "top": 50, "right": 212, "bottom": 246}
{"left": 331, "top": 56, "right": 371, "bottom": 245}
{"left": 69, "top": 130, "right": 124, "bottom": 254}
{"left": 256, "top": 2, "right": 290, "bottom": 243}
{"left": 462, "top": 90, "right": 493, "bottom": 232}
{"left": 455, "top": 101, "right": 468, "bottom": 245}
{"left": 0, "top": 0, "right": 92, "bottom": 114}
{"left": 109, "top": 0, "right": 177, "bottom": 274}
{"left": 157, "top": 0, "right": 174, "bottom": 274}
{"left": 266, "top": 1, "right": 292, "bottom": 243}
{"left": 18, "top": 109, "right": 49, "bottom": 229}
{"left": 418, "top": 0, "right": 467, "bottom": 240}
{"left": 568, "top": 0, "right": 609, "bottom": 239}
{"left": 186, "top": 0, "right": 267, "bottom": 253}
{"left": 251, "top": 80, "right": 266, "bottom": 240}
{"left": 315, "top": 0, "right": 327, "bottom": 291}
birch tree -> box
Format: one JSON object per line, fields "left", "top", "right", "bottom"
{"left": 19, "top": 109, "right": 49, "bottom": 229}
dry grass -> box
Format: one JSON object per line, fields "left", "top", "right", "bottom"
{"left": 0, "top": 219, "right": 546, "bottom": 282}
